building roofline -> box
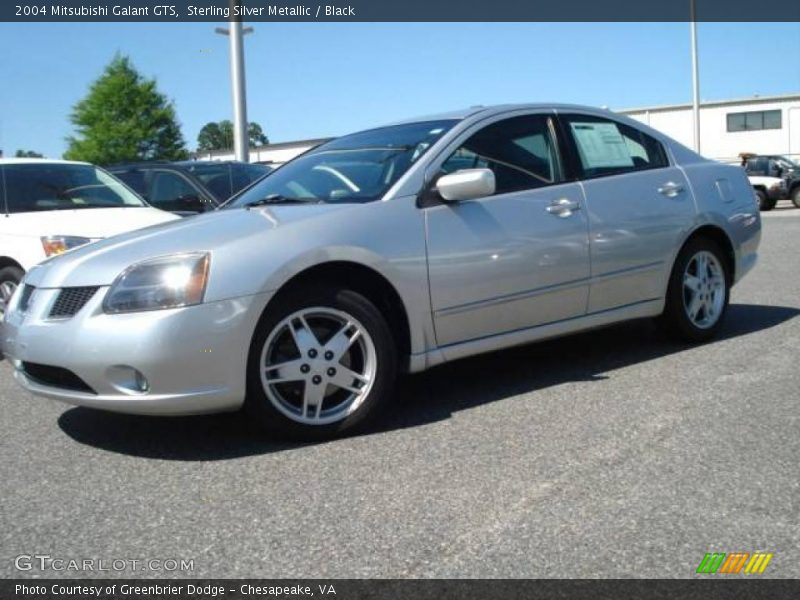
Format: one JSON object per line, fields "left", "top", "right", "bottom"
{"left": 618, "top": 92, "right": 800, "bottom": 115}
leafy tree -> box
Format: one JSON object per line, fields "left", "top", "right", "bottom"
{"left": 197, "top": 119, "right": 269, "bottom": 151}
{"left": 64, "top": 55, "right": 188, "bottom": 164}
{"left": 15, "top": 149, "right": 44, "bottom": 158}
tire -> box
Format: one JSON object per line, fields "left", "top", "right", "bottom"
{"left": 245, "top": 283, "right": 397, "bottom": 441}
{"left": 755, "top": 189, "right": 775, "bottom": 211}
{"left": 659, "top": 237, "right": 730, "bottom": 343}
{"left": 0, "top": 265, "right": 24, "bottom": 318}
{"left": 791, "top": 186, "right": 800, "bottom": 209}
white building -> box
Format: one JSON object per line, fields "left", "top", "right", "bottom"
{"left": 620, "top": 93, "right": 800, "bottom": 163}
{"left": 199, "top": 93, "right": 800, "bottom": 166}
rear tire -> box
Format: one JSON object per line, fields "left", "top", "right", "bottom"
{"left": 791, "top": 187, "right": 800, "bottom": 209}
{"left": 755, "top": 189, "right": 775, "bottom": 211}
{"left": 0, "top": 265, "right": 24, "bottom": 318}
{"left": 659, "top": 237, "right": 730, "bottom": 343}
{"left": 245, "top": 283, "right": 397, "bottom": 441}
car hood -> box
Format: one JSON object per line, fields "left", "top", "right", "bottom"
{"left": 1, "top": 207, "right": 177, "bottom": 239}
{"left": 24, "top": 203, "right": 356, "bottom": 290}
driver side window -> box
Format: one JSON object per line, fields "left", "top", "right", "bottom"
{"left": 439, "top": 114, "right": 561, "bottom": 196}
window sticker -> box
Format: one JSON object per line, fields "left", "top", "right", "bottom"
{"left": 570, "top": 122, "right": 634, "bottom": 169}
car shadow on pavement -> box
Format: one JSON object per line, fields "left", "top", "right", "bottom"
{"left": 57, "top": 303, "right": 799, "bottom": 461}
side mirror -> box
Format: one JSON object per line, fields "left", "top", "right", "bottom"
{"left": 436, "top": 168, "right": 495, "bottom": 202}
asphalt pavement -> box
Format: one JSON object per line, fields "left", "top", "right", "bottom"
{"left": 1, "top": 202, "right": 798, "bottom": 579}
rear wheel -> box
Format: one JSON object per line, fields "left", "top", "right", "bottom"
{"left": 791, "top": 186, "right": 800, "bottom": 209}
{"left": 245, "top": 284, "right": 397, "bottom": 440}
{"left": 0, "top": 266, "right": 24, "bottom": 318}
{"left": 755, "top": 189, "right": 775, "bottom": 211}
{"left": 659, "top": 237, "right": 730, "bottom": 343}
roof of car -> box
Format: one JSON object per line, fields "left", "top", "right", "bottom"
{"left": 0, "top": 158, "right": 89, "bottom": 166}
{"left": 385, "top": 103, "right": 618, "bottom": 126}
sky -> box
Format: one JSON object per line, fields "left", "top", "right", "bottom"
{"left": 0, "top": 22, "right": 798, "bottom": 159}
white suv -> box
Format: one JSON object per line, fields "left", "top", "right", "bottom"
{"left": 0, "top": 159, "right": 178, "bottom": 315}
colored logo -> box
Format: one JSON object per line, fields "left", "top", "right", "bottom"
{"left": 696, "top": 552, "right": 773, "bottom": 574}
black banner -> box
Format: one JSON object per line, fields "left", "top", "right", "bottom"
{"left": 3, "top": 580, "right": 800, "bottom": 600}
{"left": 3, "top": 0, "right": 800, "bottom": 22}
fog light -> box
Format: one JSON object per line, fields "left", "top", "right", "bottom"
{"left": 107, "top": 365, "right": 150, "bottom": 395}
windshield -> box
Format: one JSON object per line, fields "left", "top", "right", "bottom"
{"left": 774, "top": 156, "right": 799, "bottom": 169}
{"left": 2, "top": 163, "right": 147, "bottom": 213}
{"left": 225, "top": 120, "right": 457, "bottom": 208}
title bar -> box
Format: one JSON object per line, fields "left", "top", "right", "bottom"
{"left": 3, "top": 0, "right": 800, "bottom": 22}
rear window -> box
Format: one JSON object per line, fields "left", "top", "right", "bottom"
{"left": 2, "top": 163, "right": 146, "bottom": 213}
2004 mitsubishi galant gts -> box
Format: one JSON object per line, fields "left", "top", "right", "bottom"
{"left": 2, "top": 105, "right": 761, "bottom": 439}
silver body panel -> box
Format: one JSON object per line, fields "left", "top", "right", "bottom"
{"left": 2, "top": 104, "right": 761, "bottom": 415}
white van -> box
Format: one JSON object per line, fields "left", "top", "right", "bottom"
{"left": 0, "top": 159, "right": 178, "bottom": 315}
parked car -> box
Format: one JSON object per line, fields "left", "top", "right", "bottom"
{"left": 741, "top": 154, "right": 800, "bottom": 208}
{"left": 0, "top": 159, "right": 178, "bottom": 317}
{"left": 2, "top": 105, "right": 761, "bottom": 440}
{"left": 107, "top": 161, "right": 272, "bottom": 216}
{"left": 747, "top": 174, "right": 787, "bottom": 211}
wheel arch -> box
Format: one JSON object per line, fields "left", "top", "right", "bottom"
{"left": 261, "top": 261, "right": 412, "bottom": 368}
{"left": 0, "top": 256, "right": 25, "bottom": 273}
{"left": 678, "top": 224, "right": 736, "bottom": 285}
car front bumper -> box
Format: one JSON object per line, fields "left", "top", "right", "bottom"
{"left": 2, "top": 286, "right": 270, "bottom": 415}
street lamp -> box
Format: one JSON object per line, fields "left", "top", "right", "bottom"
{"left": 215, "top": 0, "right": 253, "bottom": 162}
{"left": 690, "top": 0, "right": 701, "bottom": 154}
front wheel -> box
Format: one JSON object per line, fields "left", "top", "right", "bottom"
{"left": 0, "top": 265, "right": 24, "bottom": 318}
{"left": 659, "top": 237, "right": 730, "bottom": 343}
{"left": 245, "top": 284, "right": 397, "bottom": 440}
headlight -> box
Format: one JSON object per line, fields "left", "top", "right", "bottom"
{"left": 41, "top": 235, "right": 92, "bottom": 257}
{"left": 103, "top": 253, "right": 210, "bottom": 314}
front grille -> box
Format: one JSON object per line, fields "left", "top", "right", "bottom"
{"left": 49, "top": 286, "right": 99, "bottom": 318}
{"left": 21, "top": 362, "right": 96, "bottom": 394}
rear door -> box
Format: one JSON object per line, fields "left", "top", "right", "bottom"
{"left": 557, "top": 113, "right": 695, "bottom": 313}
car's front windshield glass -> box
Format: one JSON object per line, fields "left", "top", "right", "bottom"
{"left": 775, "top": 156, "right": 799, "bottom": 169}
{"left": 224, "top": 120, "right": 458, "bottom": 208}
{"left": 3, "top": 163, "right": 146, "bottom": 213}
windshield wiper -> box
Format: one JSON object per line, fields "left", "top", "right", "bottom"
{"left": 244, "top": 194, "right": 319, "bottom": 207}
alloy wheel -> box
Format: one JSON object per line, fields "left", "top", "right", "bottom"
{"left": 259, "top": 307, "right": 377, "bottom": 425}
{"left": 682, "top": 251, "right": 725, "bottom": 329}
{"left": 0, "top": 280, "right": 18, "bottom": 317}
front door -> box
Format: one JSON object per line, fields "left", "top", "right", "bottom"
{"left": 424, "top": 113, "right": 591, "bottom": 347}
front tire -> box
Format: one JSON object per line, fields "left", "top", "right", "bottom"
{"left": 245, "top": 284, "right": 397, "bottom": 440}
{"left": 659, "top": 237, "right": 730, "bottom": 343}
{"left": 0, "top": 265, "right": 24, "bottom": 318}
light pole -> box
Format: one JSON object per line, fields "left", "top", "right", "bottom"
{"left": 690, "top": 0, "right": 701, "bottom": 153}
{"left": 215, "top": 0, "right": 253, "bottom": 162}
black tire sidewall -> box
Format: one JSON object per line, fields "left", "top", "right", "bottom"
{"left": 245, "top": 284, "right": 397, "bottom": 440}
{"left": 791, "top": 186, "right": 800, "bottom": 209}
{"left": 661, "top": 237, "right": 730, "bottom": 343}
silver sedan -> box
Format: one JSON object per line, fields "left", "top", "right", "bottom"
{"left": 2, "top": 104, "right": 761, "bottom": 439}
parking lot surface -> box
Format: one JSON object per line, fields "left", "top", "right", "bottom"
{"left": 1, "top": 203, "right": 798, "bottom": 579}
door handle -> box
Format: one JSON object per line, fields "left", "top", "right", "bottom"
{"left": 546, "top": 198, "right": 581, "bottom": 217}
{"left": 657, "top": 182, "right": 684, "bottom": 197}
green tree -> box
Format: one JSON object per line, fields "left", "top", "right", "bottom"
{"left": 64, "top": 55, "right": 188, "bottom": 164}
{"left": 15, "top": 149, "right": 44, "bottom": 158}
{"left": 197, "top": 119, "right": 269, "bottom": 151}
